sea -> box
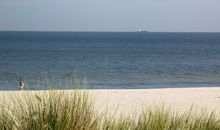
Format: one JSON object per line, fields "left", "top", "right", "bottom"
{"left": 0, "top": 31, "right": 220, "bottom": 90}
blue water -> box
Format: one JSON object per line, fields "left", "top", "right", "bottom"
{"left": 0, "top": 31, "right": 220, "bottom": 90}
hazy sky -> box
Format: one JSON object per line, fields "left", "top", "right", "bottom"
{"left": 0, "top": 0, "right": 220, "bottom": 32}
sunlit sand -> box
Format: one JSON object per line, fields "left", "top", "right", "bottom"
{"left": 1, "top": 87, "right": 220, "bottom": 117}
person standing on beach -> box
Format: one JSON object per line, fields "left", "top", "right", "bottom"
{"left": 19, "top": 79, "right": 25, "bottom": 90}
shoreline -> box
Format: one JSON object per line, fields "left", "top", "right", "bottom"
{"left": 1, "top": 85, "right": 220, "bottom": 91}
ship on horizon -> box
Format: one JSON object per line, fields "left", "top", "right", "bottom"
{"left": 138, "top": 29, "right": 148, "bottom": 32}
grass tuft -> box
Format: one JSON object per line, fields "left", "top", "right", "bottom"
{"left": 2, "top": 90, "right": 98, "bottom": 130}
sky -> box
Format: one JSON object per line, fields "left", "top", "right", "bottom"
{"left": 0, "top": 0, "right": 220, "bottom": 32}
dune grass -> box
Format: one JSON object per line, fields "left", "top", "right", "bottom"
{"left": 0, "top": 90, "right": 99, "bottom": 130}
{"left": 0, "top": 89, "right": 220, "bottom": 130}
{"left": 102, "top": 107, "right": 220, "bottom": 130}
{"left": 0, "top": 105, "right": 14, "bottom": 130}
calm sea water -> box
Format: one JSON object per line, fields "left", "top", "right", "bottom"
{"left": 0, "top": 31, "right": 220, "bottom": 90}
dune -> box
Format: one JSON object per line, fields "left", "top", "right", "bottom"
{"left": 1, "top": 87, "right": 220, "bottom": 117}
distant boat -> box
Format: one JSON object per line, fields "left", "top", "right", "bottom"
{"left": 138, "top": 29, "right": 148, "bottom": 32}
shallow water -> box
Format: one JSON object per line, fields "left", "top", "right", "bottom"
{"left": 0, "top": 32, "right": 220, "bottom": 90}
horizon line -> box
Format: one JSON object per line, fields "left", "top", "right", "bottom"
{"left": 0, "top": 30, "right": 220, "bottom": 33}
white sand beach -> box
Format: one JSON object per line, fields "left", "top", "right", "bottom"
{"left": 1, "top": 87, "right": 220, "bottom": 117}
{"left": 90, "top": 87, "right": 220, "bottom": 116}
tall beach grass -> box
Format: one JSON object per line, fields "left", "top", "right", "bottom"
{"left": 0, "top": 90, "right": 99, "bottom": 130}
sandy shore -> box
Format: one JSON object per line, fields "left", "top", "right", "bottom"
{"left": 1, "top": 87, "right": 220, "bottom": 116}
{"left": 91, "top": 87, "right": 220, "bottom": 116}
